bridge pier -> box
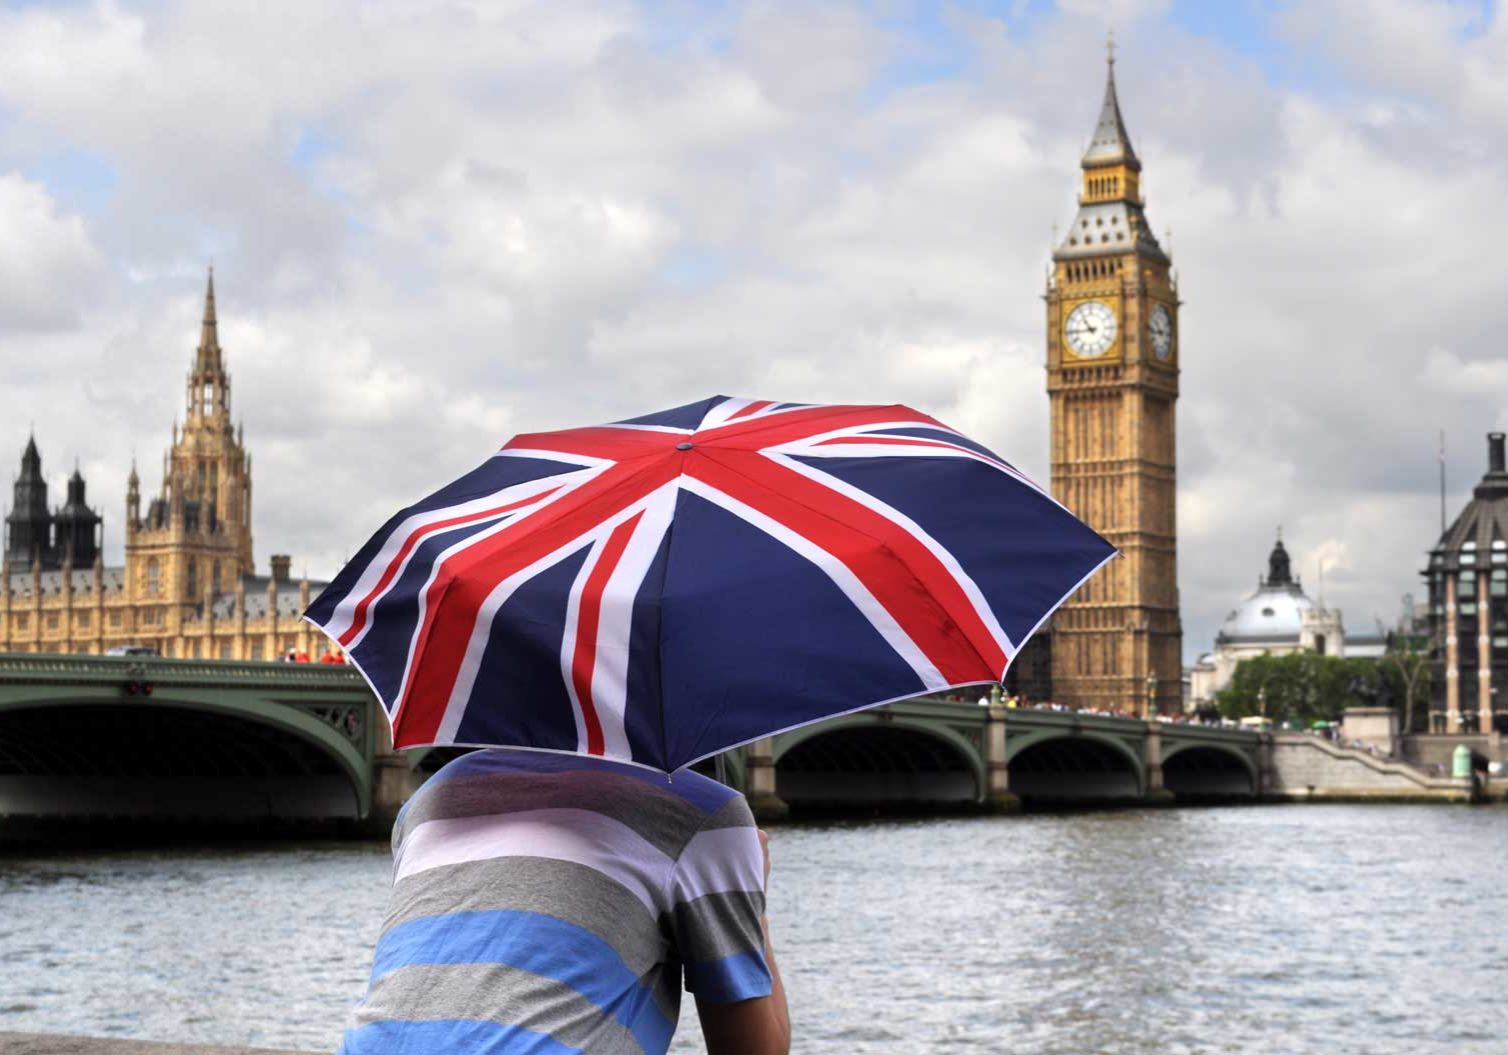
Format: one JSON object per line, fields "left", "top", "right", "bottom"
{"left": 984, "top": 703, "right": 1021, "bottom": 813}
{"left": 1142, "top": 721, "right": 1174, "bottom": 806}
{"left": 744, "top": 737, "right": 789, "bottom": 822}
{"left": 366, "top": 724, "right": 420, "bottom": 835}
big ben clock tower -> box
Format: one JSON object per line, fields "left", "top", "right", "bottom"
{"left": 1046, "top": 46, "right": 1182, "bottom": 714}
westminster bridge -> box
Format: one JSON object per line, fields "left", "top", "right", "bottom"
{"left": 0, "top": 653, "right": 1284, "bottom": 831}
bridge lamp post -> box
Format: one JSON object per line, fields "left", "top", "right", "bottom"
{"left": 1144, "top": 673, "right": 1156, "bottom": 720}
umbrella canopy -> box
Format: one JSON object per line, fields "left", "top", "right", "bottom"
{"left": 305, "top": 396, "right": 1114, "bottom": 772}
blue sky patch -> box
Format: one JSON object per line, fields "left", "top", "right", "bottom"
{"left": 24, "top": 148, "right": 116, "bottom": 214}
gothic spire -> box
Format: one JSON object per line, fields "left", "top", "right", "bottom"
{"left": 1082, "top": 38, "right": 1139, "bottom": 168}
{"left": 187, "top": 265, "right": 231, "bottom": 421}
{"left": 197, "top": 265, "right": 222, "bottom": 375}
{"left": 20, "top": 431, "right": 40, "bottom": 479}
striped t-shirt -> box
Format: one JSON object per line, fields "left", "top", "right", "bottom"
{"left": 338, "top": 748, "right": 772, "bottom": 1055}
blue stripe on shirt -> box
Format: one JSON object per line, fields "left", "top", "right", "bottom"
{"left": 339, "top": 1017, "right": 581, "bottom": 1055}
{"left": 683, "top": 947, "right": 774, "bottom": 1004}
{"left": 372, "top": 909, "right": 673, "bottom": 1051}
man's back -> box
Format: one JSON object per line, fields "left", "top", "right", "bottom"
{"left": 337, "top": 748, "right": 773, "bottom": 1054}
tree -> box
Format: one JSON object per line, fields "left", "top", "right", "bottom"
{"left": 1381, "top": 628, "right": 1437, "bottom": 734}
{"left": 1215, "top": 652, "right": 1392, "bottom": 725}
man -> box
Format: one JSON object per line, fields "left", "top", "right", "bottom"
{"left": 337, "top": 748, "right": 789, "bottom": 1055}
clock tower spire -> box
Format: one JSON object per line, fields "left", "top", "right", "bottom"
{"left": 1044, "top": 49, "right": 1182, "bottom": 715}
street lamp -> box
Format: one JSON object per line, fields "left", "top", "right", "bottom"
{"left": 1144, "top": 673, "right": 1156, "bottom": 719}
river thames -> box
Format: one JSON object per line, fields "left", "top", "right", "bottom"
{"left": 0, "top": 804, "right": 1503, "bottom": 1055}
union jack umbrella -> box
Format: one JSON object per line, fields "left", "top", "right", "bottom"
{"left": 304, "top": 396, "right": 1114, "bottom": 772}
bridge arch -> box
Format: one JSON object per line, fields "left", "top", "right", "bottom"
{"left": 0, "top": 695, "right": 370, "bottom": 823}
{"left": 1159, "top": 742, "right": 1257, "bottom": 800}
{"left": 1005, "top": 730, "right": 1144, "bottom": 804}
{"left": 772, "top": 716, "right": 984, "bottom": 810}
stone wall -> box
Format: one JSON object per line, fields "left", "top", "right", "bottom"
{"left": 1265, "top": 734, "right": 1471, "bottom": 802}
{"left": 1401, "top": 733, "right": 1503, "bottom": 770}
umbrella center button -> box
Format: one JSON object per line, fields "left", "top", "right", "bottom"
{"left": 676, "top": 442, "right": 694, "bottom": 451}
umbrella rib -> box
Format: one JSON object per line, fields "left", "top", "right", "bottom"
{"left": 650, "top": 499, "right": 678, "bottom": 775}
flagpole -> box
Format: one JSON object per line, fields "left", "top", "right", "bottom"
{"left": 1439, "top": 429, "right": 1447, "bottom": 536}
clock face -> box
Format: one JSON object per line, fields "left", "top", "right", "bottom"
{"left": 1149, "top": 303, "right": 1174, "bottom": 361}
{"left": 1064, "top": 300, "right": 1118, "bottom": 359}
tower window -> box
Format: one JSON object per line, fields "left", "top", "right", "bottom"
{"left": 187, "top": 558, "right": 198, "bottom": 597}
{"left": 146, "top": 558, "right": 160, "bottom": 595}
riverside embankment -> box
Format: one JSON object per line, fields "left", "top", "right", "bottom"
{"left": 0, "top": 1036, "right": 308, "bottom": 1055}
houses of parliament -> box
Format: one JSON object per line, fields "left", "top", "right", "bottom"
{"left": 0, "top": 271, "right": 328, "bottom": 661}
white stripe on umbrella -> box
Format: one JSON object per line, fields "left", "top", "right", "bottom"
{"left": 390, "top": 476, "right": 604, "bottom": 731}
{"left": 679, "top": 474, "right": 948, "bottom": 692}
{"left": 769, "top": 418, "right": 1045, "bottom": 494}
{"left": 763, "top": 450, "right": 1018, "bottom": 665}
{"left": 324, "top": 473, "right": 582, "bottom": 645}
{"left": 581, "top": 484, "right": 677, "bottom": 760}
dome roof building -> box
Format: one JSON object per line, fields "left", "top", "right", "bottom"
{"left": 1216, "top": 539, "right": 1317, "bottom": 646}
{"left": 1189, "top": 535, "right": 1347, "bottom": 708}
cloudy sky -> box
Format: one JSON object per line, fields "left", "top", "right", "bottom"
{"left": 0, "top": 0, "right": 1504, "bottom": 662}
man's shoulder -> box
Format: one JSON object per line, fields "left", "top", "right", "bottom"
{"left": 395, "top": 749, "right": 752, "bottom": 853}
{"left": 431, "top": 749, "right": 739, "bottom": 810}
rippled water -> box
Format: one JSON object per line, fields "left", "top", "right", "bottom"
{"left": 1, "top": 806, "right": 1505, "bottom": 1054}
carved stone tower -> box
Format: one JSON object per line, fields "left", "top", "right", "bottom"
{"left": 125, "top": 268, "right": 255, "bottom": 611}
{"left": 5, "top": 434, "right": 56, "bottom": 569}
{"left": 1045, "top": 48, "right": 1182, "bottom": 714}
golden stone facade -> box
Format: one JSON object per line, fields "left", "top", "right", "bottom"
{"left": 1046, "top": 55, "right": 1183, "bottom": 713}
{"left": 0, "top": 272, "right": 325, "bottom": 661}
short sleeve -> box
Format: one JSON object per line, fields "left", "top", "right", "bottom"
{"left": 667, "top": 795, "right": 773, "bottom": 1004}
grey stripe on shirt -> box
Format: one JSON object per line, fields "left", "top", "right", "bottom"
{"left": 386, "top": 855, "right": 667, "bottom": 975}
{"left": 354, "top": 960, "right": 655, "bottom": 1055}
{"left": 666, "top": 889, "right": 768, "bottom": 964}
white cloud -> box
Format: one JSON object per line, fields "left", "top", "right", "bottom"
{"left": 0, "top": 173, "right": 104, "bottom": 332}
